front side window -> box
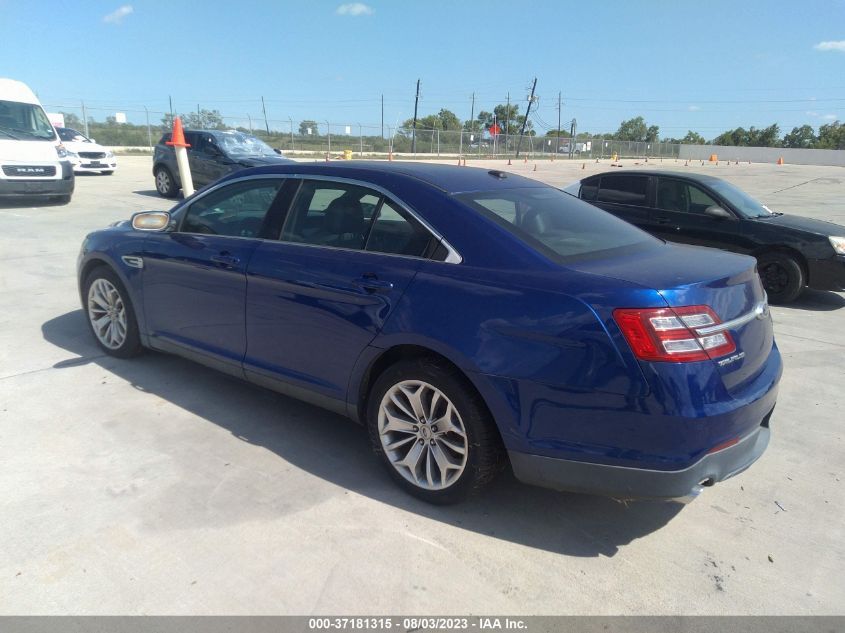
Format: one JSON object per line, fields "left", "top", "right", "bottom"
{"left": 181, "top": 179, "right": 284, "bottom": 238}
{"left": 657, "top": 179, "right": 719, "bottom": 215}
{"left": 57, "top": 127, "right": 88, "bottom": 142}
{"left": 457, "top": 187, "right": 658, "bottom": 262}
{"left": 281, "top": 181, "right": 378, "bottom": 250}
{"left": 596, "top": 175, "right": 648, "bottom": 205}
{"left": 0, "top": 100, "right": 56, "bottom": 141}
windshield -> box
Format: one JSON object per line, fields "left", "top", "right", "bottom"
{"left": 57, "top": 127, "right": 89, "bottom": 143}
{"left": 215, "top": 132, "right": 278, "bottom": 157}
{"left": 456, "top": 187, "right": 659, "bottom": 262}
{"left": 0, "top": 100, "right": 56, "bottom": 141}
{"left": 708, "top": 180, "right": 775, "bottom": 218}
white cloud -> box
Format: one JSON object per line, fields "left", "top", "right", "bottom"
{"left": 688, "top": 105, "right": 700, "bottom": 111}
{"left": 814, "top": 40, "right": 845, "bottom": 52}
{"left": 336, "top": 2, "right": 373, "bottom": 16}
{"left": 103, "top": 4, "right": 133, "bottom": 24}
{"left": 823, "top": 114, "right": 838, "bottom": 120}
{"left": 806, "top": 110, "right": 820, "bottom": 117}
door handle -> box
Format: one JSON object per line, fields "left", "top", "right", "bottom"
{"left": 355, "top": 273, "right": 394, "bottom": 293}
{"left": 211, "top": 253, "right": 240, "bottom": 268}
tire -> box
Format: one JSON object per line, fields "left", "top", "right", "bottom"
{"left": 83, "top": 266, "right": 143, "bottom": 358}
{"left": 366, "top": 357, "right": 504, "bottom": 504}
{"left": 101, "top": 170, "right": 114, "bottom": 175}
{"left": 154, "top": 165, "right": 178, "bottom": 198}
{"left": 757, "top": 252, "right": 804, "bottom": 304}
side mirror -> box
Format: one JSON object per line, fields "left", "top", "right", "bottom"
{"left": 131, "top": 211, "right": 171, "bottom": 231}
{"left": 274, "top": 148, "right": 282, "bottom": 155}
{"left": 705, "top": 205, "right": 733, "bottom": 220}
{"left": 89, "top": 138, "right": 96, "bottom": 144}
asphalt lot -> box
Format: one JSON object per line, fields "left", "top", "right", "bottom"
{"left": 0, "top": 156, "right": 843, "bottom": 615}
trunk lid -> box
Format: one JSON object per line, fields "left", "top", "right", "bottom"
{"left": 569, "top": 242, "right": 773, "bottom": 394}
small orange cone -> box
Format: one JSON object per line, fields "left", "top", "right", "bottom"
{"left": 777, "top": 157, "right": 784, "bottom": 165}
{"left": 582, "top": 163, "right": 585, "bottom": 170}
{"left": 533, "top": 163, "right": 537, "bottom": 172}
{"left": 507, "top": 158, "right": 512, "bottom": 166}
{"left": 684, "top": 160, "right": 689, "bottom": 166}
{"left": 165, "top": 116, "right": 190, "bottom": 148}
{"left": 709, "top": 154, "right": 718, "bottom": 162}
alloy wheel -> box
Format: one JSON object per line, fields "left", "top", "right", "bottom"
{"left": 156, "top": 170, "right": 171, "bottom": 194}
{"left": 87, "top": 278, "right": 128, "bottom": 349}
{"left": 378, "top": 380, "right": 468, "bottom": 490}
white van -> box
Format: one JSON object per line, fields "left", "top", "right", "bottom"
{"left": 0, "top": 78, "right": 74, "bottom": 203}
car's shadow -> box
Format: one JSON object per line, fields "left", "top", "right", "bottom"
{"left": 132, "top": 190, "right": 166, "bottom": 198}
{"left": 779, "top": 288, "right": 845, "bottom": 312}
{"left": 42, "top": 309, "right": 683, "bottom": 557}
{"left": 0, "top": 196, "right": 69, "bottom": 209}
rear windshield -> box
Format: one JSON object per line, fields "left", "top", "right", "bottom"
{"left": 456, "top": 187, "right": 659, "bottom": 262}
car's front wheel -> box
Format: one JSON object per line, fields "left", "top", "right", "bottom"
{"left": 154, "top": 165, "right": 178, "bottom": 198}
{"left": 757, "top": 252, "right": 804, "bottom": 303}
{"left": 83, "top": 266, "right": 142, "bottom": 358}
{"left": 367, "top": 358, "right": 503, "bottom": 504}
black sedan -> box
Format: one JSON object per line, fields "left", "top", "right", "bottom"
{"left": 567, "top": 171, "right": 845, "bottom": 303}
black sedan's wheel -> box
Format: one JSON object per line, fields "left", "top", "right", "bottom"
{"left": 366, "top": 358, "right": 503, "bottom": 504}
{"left": 83, "top": 266, "right": 142, "bottom": 358}
{"left": 757, "top": 252, "right": 804, "bottom": 304}
{"left": 154, "top": 166, "right": 178, "bottom": 198}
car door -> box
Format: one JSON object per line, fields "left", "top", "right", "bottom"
{"left": 244, "top": 178, "right": 438, "bottom": 405}
{"left": 652, "top": 177, "right": 748, "bottom": 252}
{"left": 592, "top": 174, "right": 652, "bottom": 228}
{"left": 141, "top": 177, "right": 287, "bottom": 372}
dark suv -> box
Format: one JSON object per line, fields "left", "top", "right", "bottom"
{"left": 152, "top": 129, "right": 292, "bottom": 197}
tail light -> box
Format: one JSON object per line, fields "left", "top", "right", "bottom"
{"left": 613, "top": 305, "right": 736, "bottom": 362}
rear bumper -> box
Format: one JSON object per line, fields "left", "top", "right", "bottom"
{"left": 807, "top": 255, "right": 845, "bottom": 291}
{"left": 510, "top": 421, "right": 771, "bottom": 501}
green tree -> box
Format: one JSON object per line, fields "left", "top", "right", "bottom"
{"left": 816, "top": 121, "right": 845, "bottom": 149}
{"left": 646, "top": 125, "right": 660, "bottom": 143}
{"left": 682, "top": 130, "right": 706, "bottom": 144}
{"left": 60, "top": 112, "right": 84, "bottom": 130}
{"left": 299, "top": 120, "right": 319, "bottom": 136}
{"left": 404, "top": 108, "right": 462, "bottom": 131}
{"left": 183, "top": 109, "right": 226, "bottom": 130}
{"left": 615, "top": 117, "right": 649, "bottom": 142}
{"left": 782, "top": 125, "right": 817, "bottom": 148}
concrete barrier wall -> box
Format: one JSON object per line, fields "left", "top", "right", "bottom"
{"left": 679, "top": 144, "right": 845, "bottom": 166}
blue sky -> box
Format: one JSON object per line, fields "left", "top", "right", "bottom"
{"left": 2, "top": 0, "right": 844, "bottom": 139}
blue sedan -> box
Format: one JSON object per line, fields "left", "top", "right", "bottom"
{"left": 77, "top": 162, "right": 782, "bottom": 504}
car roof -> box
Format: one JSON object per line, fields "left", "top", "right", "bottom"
{"left": 231, "top": 161, "right": 548, "bottom": 194}
{"left": 585, "top": 170, "right": 724, "bottom": 185}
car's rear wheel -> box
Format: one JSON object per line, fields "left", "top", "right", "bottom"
{"left": 83, "top": 266, "right": 142, "bottom": 358}
{"left": 154, "top": 165, "right": 178, "bottom": 198}
{"left": 757, "top": 252, "right": 803, "bottom": 303}
{"left": 366, "top": 358, "right": 503, "bottom": 504}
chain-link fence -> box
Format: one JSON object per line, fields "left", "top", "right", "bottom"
{"left": 41, "top": 101, "right": 681, "bottom": 159}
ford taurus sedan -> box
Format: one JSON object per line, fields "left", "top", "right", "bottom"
{"left": 77, "top": 162, "right": 781, "bottom": 504}
{"left": 567, "top": 171, "right": 845, "bottom": 303}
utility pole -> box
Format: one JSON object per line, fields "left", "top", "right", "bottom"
{"left": 570, "top": 118, "right": 577, "bottom": 159}
{"left": 197, "top": 104, "right": 201, "bottom": 129}
{"left": 144, "top": 106, "right": 152, "bottom": 150}
{"left": 469, "top": 92, "right": 475, "bottom": 149}
{"left": 515, "top": 77, "right": 537, "bottom": 158}
{"left": 168, "top": 95, "right": 173, "bottom": 123}
{"left": 261, "top": 96, "right": 270, "bottom": 135}
{"left": 556, "top": 92, "right": 562, "bottom": 154}
{"left": 506, "top": 92, "right": 510, "bottom": 137}
{"left": 81, "top": 100, "right": 89, "bottom": 138}
{"left": 411, "top": 79, "right": 420, "bottom": 154}
{"left": 381, "top": 94, "right": 384, "bottom": 139}
{"left": 247, "top": 114, "right": 252, "bottom": 132}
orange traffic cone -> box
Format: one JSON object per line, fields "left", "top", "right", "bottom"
{"left": 507, "top": 158, "right": 512, "bottom": 166}
{"left": 533, "top": 163, "right": 537, "bottom": 172}
{"left": 582, "top": 163, "right": 585, "bottom": 169}
{"left": 777, "top": 157, "right": 784, "bottom": 165}
{"left": 166, "top": 116, "right": 190, "bottom": 148}
{"left": 709, "top": 154, "right": 718, "bottom": 162}
{"left": 684, "top": 160, "right": 689, "bottom": 166}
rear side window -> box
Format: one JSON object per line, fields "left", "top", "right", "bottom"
{"left": 597, "top": 175, "right": 648, "bottom": 205}
{"left": 457, "top": 187, "right": 658, "bottom": 262}
{"left": 365, "top": 200, "right": 432, "bottom": 257}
